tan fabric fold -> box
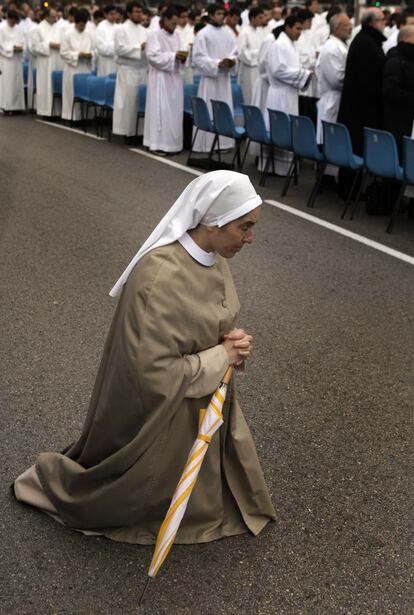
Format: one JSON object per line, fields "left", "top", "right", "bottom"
{"left": 15, "top": 242, "right": 276, "bottom": 544}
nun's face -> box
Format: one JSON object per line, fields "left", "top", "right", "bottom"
{"left": 208, "top": 206, "right": 261, "bottom": 258}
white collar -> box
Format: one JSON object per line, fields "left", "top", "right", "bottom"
{"left": 178, "top": 232, "right": 216, "bottom": 267}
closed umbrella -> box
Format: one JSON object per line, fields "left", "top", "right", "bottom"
{"left": 139, "top": 367, "right": 233, "bottom": 604}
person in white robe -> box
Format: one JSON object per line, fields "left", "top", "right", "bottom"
{"left": 18, "top": 2, "right": 33, "bottom": 35}
{"left": 143, "top": 7, "right": 186, "bottom": 154}
{"left": 383, "top": 10, "right": 414, "bottom": 55}
{"left": 224, "top": 7, "right": 241, "bottom": 40}
{"left": 237, "top": 7, "right": 266, "bottom": 105}
{"left": 175, "top": 5, "right": 194, "bottom": 84}
{"left": 23, "top": 17, "right": 36, "bottom": 111}
{"left": 32, "top": 8, "right": 64, "bottom": 117}
{"left": 60, "top": 9, "right": 95, "bottom": 121}
{"left": 266, "top": 15, "right": 311, "bottom": 175}
{"left": 96, "top": 5, "right": 118, "bottom": 76}
{"left": 297, "top": 10, "right": 318, "bottom": 125}
{"left": 251, "top": 30, "right": 274, "bottom": 115}
{"left": 315, "top": 13, "right": 351, "bottom": 143}
{"left": 191, "top": 4, "right": 238, "bottom": 153}
{"left": 112, "top": 1, "right": 148, "bottom": 138}
{"left": 0, "top": 10, "right": 25, "bottom": 112}
{"left": 315, "top": 13, "right": 351, "bottom": 180}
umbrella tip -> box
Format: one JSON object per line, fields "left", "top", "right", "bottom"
{"left": 138, "top": 577, "right": 151, "bottom": 607}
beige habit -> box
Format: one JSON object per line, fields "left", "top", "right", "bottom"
{"left": 15, "top": 172, "right": 276, "bottom": 545}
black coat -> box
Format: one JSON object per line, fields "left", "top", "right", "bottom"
{"left": 383, "top": 43, "right": 414, "bottom": 157}
{"left": 337, "top": 25, "right": 386, "bottom": 154}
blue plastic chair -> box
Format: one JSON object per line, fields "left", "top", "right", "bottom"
{"left": 51, "top": 70, "right": 63, "bottom": 116}
{"left": 211, "top": 99, "right": 245, "bottom": 169}
{"left": 187, "top": 96, "right": 218, "bottom": 165}
{"left": 268, "top": 109, "right": 295, "bottom": 194}
{"left": 137, "top": 83, "right": 146, "bottom": 116}
{"left": 350, "top": 128, "right": 403, "bottom": 220}
{"left": 23, "top": 61, "right": 29, "bottom": 88}
{"left": 100, "top": 77, "right": 116, "bottom": 140}
{"left": 232, "top": 82, "right": 244, "bottom": 119}
{"left": 321, "top": 121, "right": 364, "bottom": 218}
{"left": 104, "top": 77, "right": 115, "bottom": 109}
{"left": 85, "top": 76, "right": 107, "bottom": 135}
{"left": 183, "top": 83, "right": 197, "bottom": 116}
{"left": 240, "top": 105, "right": 271, "bottom": 185}
{"left": 386, "top": 136, "right": 414, "bottom": 233}
{"left": 288, "top": 114, "right": 325, "bottom": 207}
{"left": 71, "top": 72, "right": 94, "bottom": 122}
{"left": 134, "top": 83, "right": 147, "bottom": 136}
{"left": 107, "top": 72, "right": 116, "bottom": 79}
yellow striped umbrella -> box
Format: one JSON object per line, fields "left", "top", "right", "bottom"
{"left": 139, "top": 367, "right": 233, "bottom": 604}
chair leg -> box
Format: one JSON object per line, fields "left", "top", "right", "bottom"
{"left": 207, "top": 134, "right": 217, "bottom": 165}
{"left": 187, "top": 127, "right": 198, "bottom": 165}
{"left": 231, "top": 139, "right": 241, "bottom": 169}
{"left": 216, "top": 135, "right": 221, "bottom": 162}
{"left": 259, "top": 145, "right": 273, "bottom": 187}
{"left": 307, "top": 162, "right": 326, "bottom": 208}
{"left": 341, "top": 168, "right": 361, "bottom": 219}
{"left": 386, "top": 182, "right": 406, "bottom": 234}
{"left": 239, "top": 139, "right": 250, "bottom": 170}
{"left": 350, "top": 171, "right": 370, "bottom": 220}
{"left": 281, "top": 155, "right": 297, "bottom": 198}
{"left": 293, "top": 157, "right": 298, "bottom": 185}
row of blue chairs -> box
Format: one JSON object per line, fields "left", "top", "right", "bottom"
{"left": 69, "top": 73, "right": 245, "bottom": 140}
{"left": 189, "top": 98, "right": 412, "bottom": 233}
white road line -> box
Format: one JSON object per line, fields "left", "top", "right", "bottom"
{"left": 36, "top": 121, "right": 414, "bottom": 267}
{"left": 265, "top": 199, "right": 414, "bottom": 266}
{"left": 129, "top": 147, "right": 203, "bottom": 176}
{"left": 36, "top": 119, "right": 106, "bottom": 141}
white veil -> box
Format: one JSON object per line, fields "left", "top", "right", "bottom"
{"left": 109, "top": 171, "right": 262, "bottom": 298}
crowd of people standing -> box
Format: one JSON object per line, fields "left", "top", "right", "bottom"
{"left": 1, "top": 0, "right": 414, "bottom": 211}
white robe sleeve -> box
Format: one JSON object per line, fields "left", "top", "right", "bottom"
{"left": 269, "top": 43, "right": 310, "bottom": 90}
{"left": 185, "top": 345, "right": 229, "bottom": 399}
{"left": 115, "top": 27, "right": 143, "bottom": 60}
{"left": 60, "top": 32, "right": 79, "bottom": 67}
{"left": 317, "top": 45, "right": 345, "bottom": 91}
{"left": 238, "top": 28, "right": 259, "bottom": 66}
{"left": 96, "top": 28, "right": 114, "bottom": 56}
{"left": 192, "top": 32, "right": 220, "bottom": 77}
{"left": 32, "top": 28, "right": 50, "bottom": 57}
{"left": 146, "top": 33, "right": 176, "bottom": 72}
{"left": 0, "top": 33, "right": 15, "bottom": 58}
{"left": 257, "top": 37, "right": 272, "bottom": 84}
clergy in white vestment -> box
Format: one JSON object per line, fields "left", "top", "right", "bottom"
{"left": 18, "top": 3, "right": 33, "bottom": 35}
{"left": 112, "top": 1, "right": 148, "bottom": 138}
{"left": 175, "top": 5, "right": 194, "bottom": 85}
{"left": 224, "top": 7, "right": 241, "bottom": 40}
{"left": 96, "top": 5, "right": 118, "bottom": 76}
{"left": 315, "top": 13, "right": 351, "bottom": 143}
{"left": 143, "top": 7, "right": 186, "bottom": 154}
{"left": 297, "top": 10, "right": 318, "bottom": 125}
{"left": 32, "top": 8, "right": 64, "bottom": 117}
{"left": 60, "top": 9, "right": 95, "bottom": 121}
{"left": 191, "top": 3, "right": 238, "bottom": 152}
{"left": 251, "top": 31, "right": 274, "bottom": 115}
{"left": 266, "top": 15, "right": 311, "bottom": 175}
{"left": 383, "top": 10, "right": 414, "bottom": 55}
{"left": 23, "top": 17, "right": 36, "bottom": 111}
{"left": 237, "top": 7, "right": 267, "bottom": 105}
{"left": 0, "top": 11, "right": 25, "bottom": 112}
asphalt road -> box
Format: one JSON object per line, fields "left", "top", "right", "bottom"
{"left": 1, "top": 115, "right": 413, "bottom": 615}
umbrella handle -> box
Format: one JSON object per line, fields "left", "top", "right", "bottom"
{"left": 221, "top": 367, "right": 233, "bottom": 386}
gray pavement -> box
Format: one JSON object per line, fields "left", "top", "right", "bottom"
{"left": 1, "top": 115, "right": 413, "bottom": 615}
